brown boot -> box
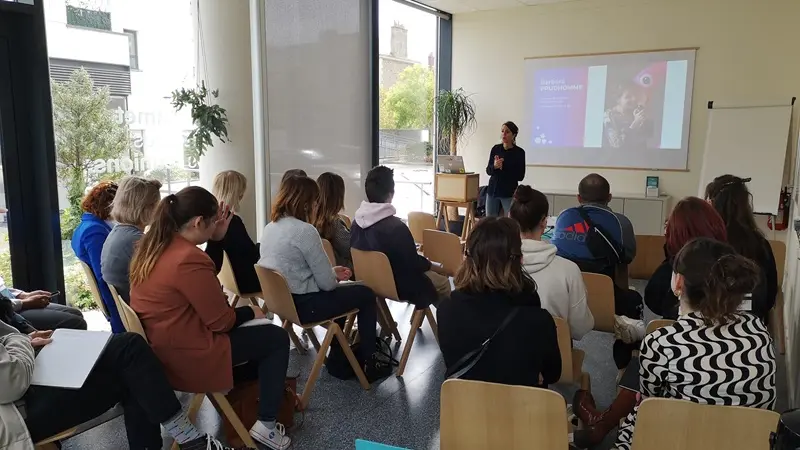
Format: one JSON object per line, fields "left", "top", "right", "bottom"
{"left": 573, "top": 389, "right": 639, "bottom": 448}
{"left": 572, "top": 389, "right": 603, "bottom": 426}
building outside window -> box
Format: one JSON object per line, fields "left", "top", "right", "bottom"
{"left": 123, "top": 29, "right": 138, "bottom": 69}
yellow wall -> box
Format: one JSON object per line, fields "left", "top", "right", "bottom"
{"left": 452, "top": 0, "right": 800, "bottom": 200}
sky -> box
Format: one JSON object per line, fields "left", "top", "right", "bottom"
{"left": 379, "top": 0, "right": 438, "bottom": 65}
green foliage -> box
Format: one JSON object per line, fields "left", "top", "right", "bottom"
{"left": 52, "top": 68, "right": 129, "bottom": 238}
{"left": 64, "top": 262, "right": 95, "bottom": 311}
{"left": 171, "top": 82, "right": 229, "bottom": 159}
{"left": 66, "top": 5, "right": 111, "bottom": 31}
{"left": 380, "top": 65, "right": 434, "bottom": 130}
{"left": 434, "top": 88, "right": 478, "bottom": 155}
{"left": 0, "top": 233, "right": 11, "bottom": 287}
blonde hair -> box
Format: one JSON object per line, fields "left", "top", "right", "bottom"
{"left": 111, "top": 176, "right": 162, "bottom": 227}
{"left": 212, "top": 170, "right": 247, "bottom": 211}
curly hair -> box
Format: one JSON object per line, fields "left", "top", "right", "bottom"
{"left": 81, "top": 180, "right": 118, "bottom": 220}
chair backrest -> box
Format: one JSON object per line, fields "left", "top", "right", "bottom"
{"left": 351, "top": 248, "right": 399, "bottom": 300}
{"left": 629, "top": 235, "right": 666, "bottom": 280}
{"left": 440, "top": 379, "right": 569, "bottom": 450}
{"left": 646, "top": 319, "right": 675, "bottom": 335}
{"left": 107, "top": 285, "right": 148, "bottom": 341}
{"left": 79, "top": 261, "right": 110, "bottom": 319}
{"left": 632, "top": 398, "right": 779, "bottom": 450}
{"left": 408, "top": 212, "right": 436, "bottom": 245}
{"left": 321, "top": 239, "right": 336, "bottom": 266}
{"left": 217, "top": 251, "right": 242, "bottom": 296}
{"left": 553, "top": 316, "right": 574, "bottom": 384}
{"left": 422, "top": 229, "right": 463, "bottom": 276}
{"left": 769, "top": 239, "right": 786, "bottom": 285}
{"left": 253, "top": 265, "right": 302, "bottom": 324}
{"left": 339, "top": 213, "right": 352, "bottom": 229}
{"left": 581, "top": 272, "right": 616, "bottom": 333}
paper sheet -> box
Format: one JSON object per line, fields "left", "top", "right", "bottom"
{"left": 32, "top": 329, "right": 112, "bottom": 389}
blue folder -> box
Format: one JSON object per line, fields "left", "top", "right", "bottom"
{"left": 355, "top": 439, "right": 410, "bottom": 450}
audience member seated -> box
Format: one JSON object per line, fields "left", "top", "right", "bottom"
{"left": 313, "top": 172, "right": 352, "bottom": 269}
{"left": 0, "top": 318, "right": 248, "bottom": 450}
{"left": 258, "top": 176, "right": 390, "bottom": 382}
{"left": 573, "top": 238, "right": 776, "bottom": 449}
{"left": 71, "top": 181, "right": 124, "bottom": 333}
{"left": 280, "top": 168, "right": 307, "bottom": 186}
{"left": 551, "top": 173, "right": 643, "bottom": 368}
{"left": 509, "top": 185, "right": 593, "bottom": 340}
{"left": 130, "top": 187, "right": 291, "bottom": 450}
{"left": 438, "top": 217, "right": 561, "bottom": 387}
{"left": 206, "top": 170, "right": 262, "bottom": 295}
{"left": 101, "top": 176, "right": 162, "bottom": 303}
{"left": 706, "top": 175, "right": 777, "bottom": 321}
{"left": 350, "top": 166, "right": 451, "bottom": 308}
{"left": 0, "top": 274, "right": 86, "bottom": 331}
{"left": 645, "top": 197, "right": 729, "bottom": 319}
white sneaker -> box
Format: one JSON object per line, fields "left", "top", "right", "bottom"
{"left": 250, "top": 421, "right": 291, "bottom": 450}
{"left": 614, "top": 315, "right": 645, "bottom": 344}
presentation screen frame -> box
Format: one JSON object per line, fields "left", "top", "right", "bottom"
{"left": 524, "top": 47, "right": 697, "bottom": 171}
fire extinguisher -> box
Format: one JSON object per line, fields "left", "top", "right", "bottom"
{"left": 768, "top": 187, "right": 791, "bottom": 231}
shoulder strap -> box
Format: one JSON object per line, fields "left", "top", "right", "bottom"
{"left": 446, "top": 307, "right": 520, "bottom": 379}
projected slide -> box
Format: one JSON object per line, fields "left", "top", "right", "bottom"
{"left": 524, "top": 49, "right": 696, "bottom": 170}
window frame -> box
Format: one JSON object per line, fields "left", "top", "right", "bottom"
{"left": 123, "top": 28, "right": 139, "bottom": 70}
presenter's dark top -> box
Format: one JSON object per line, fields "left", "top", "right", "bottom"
{"left": 486, "top": 144, "right": 526, "bottom": 198}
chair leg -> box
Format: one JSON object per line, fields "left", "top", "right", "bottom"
{"left": 377, "top": 298, "right": 401, "bottom": 341}
{"left": 36, "top": 444, "right": 59, "bottom": 450}
{"left": 209, "top": 392, "right": 257, "bottom": 449}
{"left": 424, "top": 307, "right": 439, "bottom": 345}
{"left": 332, "top": 324, "right": 370, "bottom": 390}
{"left": 187, "top": 393, "right": 205, "bottom": 422}
{"left": 300, "top": 324, "right": 337, "bottom": 409}
{"left": 283, "top": 320, "right": 307, "bottom": 355}
{"left": 397, "top": 309, "right": 425, "bottom": 377}
{"left": 307, "top": 327, "right": 322, "bottom": 351}
{"left": 343, "top": 313, "right": 356, "bottom": 341}
{"left": 228, "top": 294, "right": 241, "bottom": 307}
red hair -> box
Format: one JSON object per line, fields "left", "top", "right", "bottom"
{"left": 665, "top": 197, "right": 727, "bottom": 258}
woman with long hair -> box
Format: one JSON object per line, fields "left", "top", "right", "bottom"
{"left": 207, "top": 170, "right": 263, "bottom": 295}
{"left": 609, "top": 238, "right": 775, "bottom": 450}
{"left": 129, "top": 186, "right": 291, "bottom": 450}
{"left": 706, "top": 175, "right": 777, "bottom": 320}
{"left": 437, "top": 217, "right": 561, "bottom": 387}
{"left": 71, "top": 180, "right": 123, "bottom": 332}
{"left": 258, "top": 175, "right": 390, "bottom": 381}
{"left": 509, "top": 185, "right": 593, "bottom": 340}
{"left": 312, "top": 172, "right": 351, "bottom": 268}
{"left": 101, "top": 175, "right": 162, "bottom": 303}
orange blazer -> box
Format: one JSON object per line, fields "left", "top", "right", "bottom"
{"left": 131, "top": 235, "right": 236, "bottom": 393}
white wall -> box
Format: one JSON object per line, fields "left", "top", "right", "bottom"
{"left": 452, "top": 0, "right": 800, "bottom": 201}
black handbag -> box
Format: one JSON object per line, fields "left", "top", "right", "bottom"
{"left": 326, "top": 338, "right": 398, "bottom": 380}
{"left": 445, "top": 308, "right": 519, "bottom": 379}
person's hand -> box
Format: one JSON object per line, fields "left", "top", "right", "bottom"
{"left": 17, "top": 290, "right": 50, "bottom": 300}
{"left": 29, "top": 330, "right": 53, "bottom": 348}
{"left": 210, "top": 202, "right": 233, "bottom": 241}
{"left": 20, "top": 294, "right": 50, "bottom": 310}
{"left": 631, "top": 108, "right": 646, "bottom": 128}
{"left": 334, "top": 266, "right": 352, "bottom": 281}
{"left": 493, "top": 156, "right": 502, "bottom": 169}
{"left": 249, "top": 304, "right": 266, "bottom": 319}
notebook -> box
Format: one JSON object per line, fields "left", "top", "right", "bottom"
{"left": 239, "top": 318, "right": 273, "bottom": 328}
{"left": 32, "top": 329, "right": 112, "bottom": 389}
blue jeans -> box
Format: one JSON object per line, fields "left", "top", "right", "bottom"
{"left": 486, "top": 195, "right": 513, "bottom": 217}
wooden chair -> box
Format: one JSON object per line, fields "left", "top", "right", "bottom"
{"left": 107, "top": 286, "right": 257, "bottom": 448}
{"left": 422, "top": 229, "right": 463, "bottom": 277}
{"left": 581, "top": 272, "right": 616, "bottom": 333}
{"left": 553, "top": 316, "right": 590, "bottom": 391}
{"left": 34, "top": 428, "right": 78, "bottom": 449}
{"left": 631, "top": 398, "right": 780, "bottom": 450}
{"left": 321, "top": 238, "right": 336, "bottom": 266}
{"left": 768, "top": 239, "right": 786, "bottom": 354}
{"left": 218, "top": 251, "right": 264, "bottom": 311}
{"left": 254, "top": 265, "right": 369, "bottom": 407}
{"left": 629, "top": 235, "right": 666, "bottom": 280}
{"left": 79, "top": 261, "right": 110, "bottom": 319}
{"left": 351, "top": 248, "right": 439, "bottom": 377}
{"left": 646, "top": 319, "right": 675, "bottom": 335}
{"left": 339, "top": 213, "right": 352, "bottom": 229}
{"left": 440, "top": 379, "right": 569, "bottom": 450}
{"left": 407, "top": 212, "right": 436, "bottom": 248}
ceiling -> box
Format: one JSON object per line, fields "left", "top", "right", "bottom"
{"left": 414, "top": 0, "right": 579, "bottom": 14}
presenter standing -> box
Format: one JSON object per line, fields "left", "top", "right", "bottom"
{"left": 486, "top": 121, "right": 526, "bottom": 217}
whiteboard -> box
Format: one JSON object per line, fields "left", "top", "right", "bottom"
{"left": 698, "top": 105, "right": 792, "bottom": 215}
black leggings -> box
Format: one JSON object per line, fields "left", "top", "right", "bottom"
{"left": 614, "top": 285, "right": 644, "bottom": 369}
{"left": 24, "top": 333, "right": 182, "bottom": 450}
{"left": 293, "top": 284, "right": 377, "bottom": 362}
{"left": 229, "top": 323, "right": 290, "bottom": 421}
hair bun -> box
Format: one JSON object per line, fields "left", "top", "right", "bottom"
{"left": 513, "top": 185, "right": 533, "bottom": 203}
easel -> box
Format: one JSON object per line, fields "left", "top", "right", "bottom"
{"left": 434, "top": 173, "right": 479, "bottom": 242}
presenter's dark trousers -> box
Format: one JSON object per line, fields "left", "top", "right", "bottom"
{"left": 486, "top": 195, "right": 513, "bottom": 217}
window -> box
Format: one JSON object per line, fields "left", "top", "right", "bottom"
{"left": 107, "top": 95, "right": 127, "bottom": 111}
{"left": 124, "top": 29, "right": 138, "bottom": 70}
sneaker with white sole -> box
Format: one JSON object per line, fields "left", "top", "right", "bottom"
{"left": 250, "top": 421, "right": 291, "bottom": 450}
{"left": 178, "top": 434, "right": 253, "bottom": 450}
{"left": 614, "top": 315, "right": 645, "bottom": 344}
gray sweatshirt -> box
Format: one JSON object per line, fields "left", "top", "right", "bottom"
{"left": 0, "top": 320, "right": 35, "bottom": 450}
{"left": 100, "top": 224, "right": 143, "bottom": 303}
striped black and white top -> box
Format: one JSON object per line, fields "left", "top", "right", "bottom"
{"left": 615, "top": 312, "right": 776, "bottom": 450}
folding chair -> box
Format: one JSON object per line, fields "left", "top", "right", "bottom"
{"left": 581, "top": 272, "right": 616, "bottom": 333}
{"left": 217, "top": 251, "right": 265, "bottom": 312}
{"left": 407, "top": 212, "right": 435, "bottom": 249}
{"left": 422, "top": 229, "right": 463, "bottom": 277}
{"left": 553, "top": 317, "right": 591, "bottom": 391}
{"left": 79, "top": 261, "right": 110, "bottom": 319}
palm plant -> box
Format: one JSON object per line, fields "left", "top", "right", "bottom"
{"left": 434, "top": 88, "right": 477, "bottom": 155}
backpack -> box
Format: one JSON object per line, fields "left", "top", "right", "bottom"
{"left": 574, "top": 206, "right": 624, "bottom": 277}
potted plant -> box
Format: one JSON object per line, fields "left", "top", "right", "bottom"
{"left": 434, "top": 88, "right": 477, "bottom": 156}
{"left": 171, "top": 81, "right": 229, "bottom": 160}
